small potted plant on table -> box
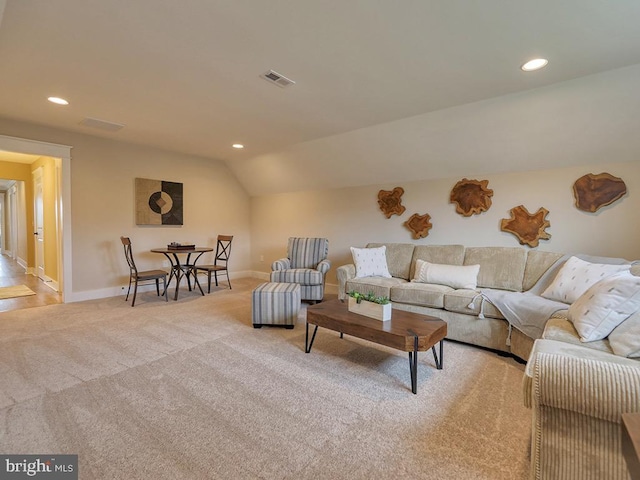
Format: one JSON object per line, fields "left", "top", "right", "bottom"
{"left": 347, "top": 291, "right": 392, "bottom": 321}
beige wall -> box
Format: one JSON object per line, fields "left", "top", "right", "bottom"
{"left": 1, "top": 117, "right": 639, "bottom": 299}
{"left": 0, "top": 117, "right": 251, "bottom": 299}
{"left": 251, "top": 161, "right": 640, "bottom": 286}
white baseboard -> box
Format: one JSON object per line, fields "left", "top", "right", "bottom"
{"left": 65, "top": 270, "right": 256, "bottom": 303}
{"left": 64, "top": 271, "right": 338, "bottom": 303}
{"left": 43, "top": 275, "right": 59, "bottom": 292}
{"left": 254, "top": 271, "right": 270, "bottom": 281}
{"left": 17, "top": 257, "right": 28, "bottom": 271}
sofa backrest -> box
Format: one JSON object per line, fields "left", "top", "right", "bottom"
{"left": 464, "top": 247, "right": 527, "bottom": 292}
{"left": 366, "top": 243, "right": 415, "bottom": 280}
{"left": 410, "top": 245, "right": 465, "bottom": 279}
{"left": 288, "top": 237, "right": 329, "bottom": 269}
{"left": 354, "top": 242, "right": 638, "bottom": 292}
{"left": 523, "top": 250, "right": 564, "bottom": 291}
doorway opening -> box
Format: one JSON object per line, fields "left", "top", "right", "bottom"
{"left": 0, "top": 135, "right": 72, "bottom": 306}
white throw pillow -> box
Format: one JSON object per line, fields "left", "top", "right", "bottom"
{"left": 541, "top": 256, "right": 631, "bottom": 304}
{"left": 609, "top": 310, "right": 640, "bottom": 358}
{"left": 413, "top": 259, "right": 480, "bottom": 290}
{"left": 350, "top": 246, "right": 391, "bottom": 278}
{"left": 568, "top": 271, "right": 640, "bottom": 342}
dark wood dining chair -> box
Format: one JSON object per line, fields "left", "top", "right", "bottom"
{"left": 195, "top": 235, "right": 233, "bottom": 292}
{"left": 120, "top": 237, "right": 168, "bottom": 306}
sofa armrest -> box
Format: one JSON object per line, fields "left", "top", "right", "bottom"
{"left": 271, "top": 258, "right": 290, "bottom": 271}
{"left": 532, "top": 352, "right": 640, "bottom": 422}
{"left": 316, "top": 259, "right": 331, "bottom": 275}
{"left": 336, "top": 264, "right": 356, "bottom": 300}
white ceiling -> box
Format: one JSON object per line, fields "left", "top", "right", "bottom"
{"left": 1, "top": 1, "right": 640, "bottom": 194}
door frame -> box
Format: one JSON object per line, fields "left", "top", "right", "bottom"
{"left": 0, "top": 135, "right": 71, "bottom": 302}
{"left": 33, "top": 166, "right": 45, "bottom": 281}
{"left": 7, "top": 184, "right": 17, "bottom": 260}
{"left": 0, "top": 192, "right": 4, "bottom": 255}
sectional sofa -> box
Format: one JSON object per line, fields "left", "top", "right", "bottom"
{"left": 336, "top": 242, "right": 640, "bottom": 479}
{"left": 337, "top": 243, "right": 573, "bottom": 360}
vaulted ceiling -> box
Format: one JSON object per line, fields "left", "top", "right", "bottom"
{"left": 1, "top": 1, "right": 639, "bottom": 195}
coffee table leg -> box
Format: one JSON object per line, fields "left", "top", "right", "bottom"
{"left": 407, "top": 334, "right": 419, "bottom": 394}
{"left": 305, "top": 323, "right": 319, "bottom": 353}
{"left": 432, "top": 340, "right": 444, "bottom": 370}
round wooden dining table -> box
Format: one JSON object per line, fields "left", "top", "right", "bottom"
{"left": 151, "top": 246, "right": 213, "bottom": 300}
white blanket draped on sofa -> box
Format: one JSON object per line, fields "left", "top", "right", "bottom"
{"left": 482, "top": 253, "right": 635, "bottom": 341}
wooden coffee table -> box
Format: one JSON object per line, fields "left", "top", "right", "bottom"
{"left": 305, "top": 299, "right": 447, "bottom": 394}
{"left": 622, "top": 413, "right": 640, "bottom": 480}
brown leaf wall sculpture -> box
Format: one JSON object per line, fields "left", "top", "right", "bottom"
{"left": 377, "top": 187, "right": 406, "bottom": 218}
{"left": 450, "top": 178, "right": 494, "bottom": 216}
{"left": 404, "top": 213, "right": 432, "bottom": 239}
{"left": 500, "top": 205, "right": 551, "bottom": 248}
{"left": 573, "top": 172, "right": 627, "bottom": 212}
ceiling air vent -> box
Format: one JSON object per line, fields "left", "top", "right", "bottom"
{"left": 79, "top": 117, "right": 125, "bottom": 132}
{"left": 260, "top": 70, "right": 295, "bottom": 88}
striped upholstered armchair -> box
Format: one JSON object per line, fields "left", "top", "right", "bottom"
{"left": 270, "top": 237, "right": 331, "bottom": 302}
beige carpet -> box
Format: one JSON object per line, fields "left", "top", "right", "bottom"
{"left": 0, "top": 278, "right": 531, "bottom": 479}
{"left": 0, "top": 284, "right": 36, "bottom": 300}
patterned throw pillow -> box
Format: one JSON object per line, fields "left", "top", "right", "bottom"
{"left": 541, "top": 256, "right": 631, "bottom": 304}
{"left": 350, "top": 246, "right": 391, "bottom": 278}
{"left": 568, "top": 271, "right": 640, "bottom": 342}
{"left": 413, "top": 259, "right": 480, "bottom": 290}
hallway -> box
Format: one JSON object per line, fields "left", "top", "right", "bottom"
{"left": 0, "top": 254, "right": 62, "bottom": 313}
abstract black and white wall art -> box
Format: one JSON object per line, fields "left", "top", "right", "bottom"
{"left": 135, "top": 178, "right": 183, "bottom": 225}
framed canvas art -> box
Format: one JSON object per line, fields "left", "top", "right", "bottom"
{"left": 135, "top": 178, "right": 183, "bottom": 225}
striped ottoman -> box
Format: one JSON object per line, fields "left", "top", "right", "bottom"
{"left": 252, "top": 282, "right": 301, "bottom": 329}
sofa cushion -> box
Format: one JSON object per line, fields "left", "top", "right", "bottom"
{"left": 367, "top": 243, "right": 415, "bottom": 280}
{"left": 390, "top": 283, "right": 451, "bottom": 308}
{"left": 541, "top": 256, "right": 631, "bottom": 304}
{"left": 410, "top": 245, "right": 465, "bottom": 279}
{"left": 288, "top": 237, "right": 329, "bottom": 269}
{"left": 346, "top": 277, "right": 407, "bottom": 299}
{"left": 464, "top": 247, "right": 527, "bottom": 292}
{"left": 413, "top": 260, "right": 480, "bottom": 289}
{"left": 270, "top": 269, "right": 323, "bottom": 285}
{"left": 542, "top": 318, "right": 612, "bottom": 354}
{"left": 443, "top": 289, "right": 505, "bottom": 319}
{"left": 351, "top": 246, "right": 392, "bottom": 278}
{"left": 608, "top": 310, "right": 640, "bottom": 358}
{"left": 568, "top": 271, "right": 640, "bottom": 342}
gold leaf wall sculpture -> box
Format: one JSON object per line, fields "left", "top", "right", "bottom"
{"left": 500, "top": 205, "right": 551, "bottom": 248}
{"left": 450, "top": 178, "right": 493, "bottom": 216}
{"left": 404, "top": 213, "right": 432, "bottom": 239}
{"left": 377, "top": 187, "right": 406, "bottom": 218}
{"left": 573, "top": 172, "right": 627, "bottom": 213}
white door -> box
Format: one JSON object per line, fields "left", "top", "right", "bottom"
{"left": 34, "top": 168, "right": 45, "bottom": 280}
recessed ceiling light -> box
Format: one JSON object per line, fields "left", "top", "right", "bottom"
{"left": 47, "top": 96, "right": 69, "bottom": 105}
{"left": 521, "top": 58, "right": 548, "bottom": 72}
{"left": 232, "top": 144, "right": 244, "bottom": 149}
